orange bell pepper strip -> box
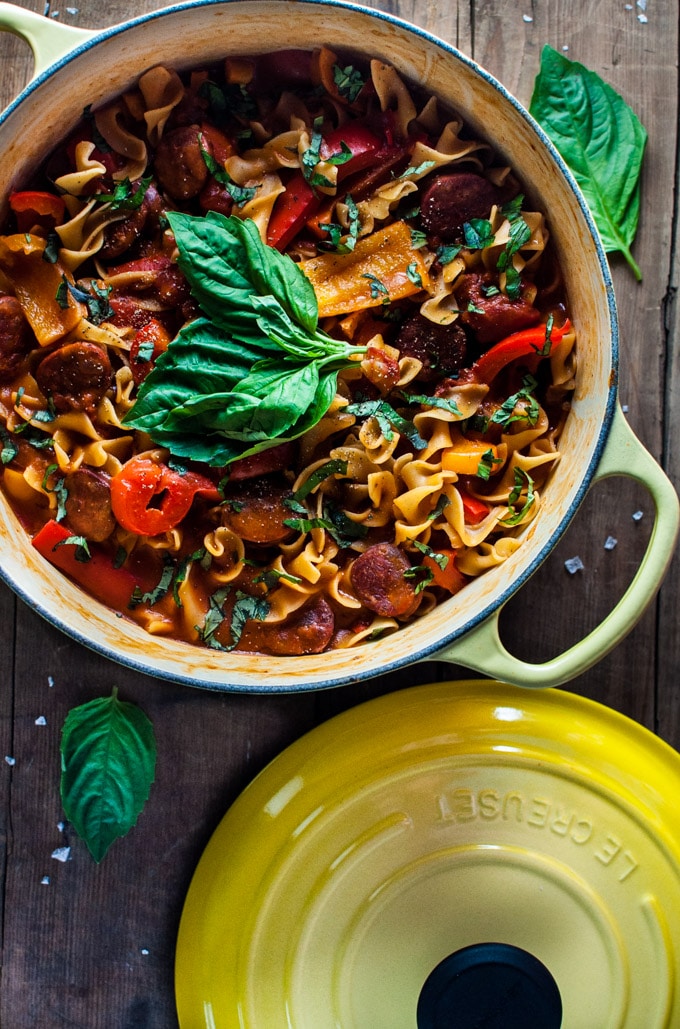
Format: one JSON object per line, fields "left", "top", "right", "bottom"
{"left": 299, "top": 220, "right": 431, "bottom": 318}
{"left": 32, "top": 519, "right": 141, "bottom": 612}
{"left": 442, "top": 440, "right": 501, "bottom": 477}
{"left": 471, "top": 319, "right": 571, "bottom": 384}
{"left": 0, "top": 234, "right": 83, "bottom": 345}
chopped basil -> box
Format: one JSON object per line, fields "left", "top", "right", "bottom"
{"left": 42, "top": 464, "right": 68, "bottom": 522}
{"left": 94, "top": 176, "right": 152, "bottom": 213}
{"left": 129, "top": 554, "right": 175, "bottom": 608}
{"left": 490, "top": 375, "right": 540, "bottom": 428}
{"left": 406, "top": 262, "right": 423, "bottom": 288}
{"left": 53, "top": 534, "right": 91, "bottom": 562}
{"left": 477, "top": 449, "right": 502, "bottom": 481}
{"left": 332, "top": 63, "right": 365, "bottom": 102}
{"left": 362, "top": 272, "right": 390, "bottom": 304}
{"left": 173, "top": 547, "right": 209, "bottom": 606}
{"left": 463, "top": 219, "right": 495, "bottom": 250}
{"left": 436, "top": 243, "right": 462, "bottom": 265}
{"left": 199, "top": 139, "right": 258, "bottom": 206}
{"left": 227, "top": 591, "right": 270, "bottom": 651}
{"left": 292, "top": 458, "right": 348, "bottom": 502}
{"left": 195, "top": 585, "right": 231, "bottom": 649}
{"left": 346, "top": 397, "right": 427, "bottom": 449}
{"left": 500, "top": 467, "right": 536, "bottom": 525}
{"left": 0, "top": 427, "right": 18, "bottom": 465}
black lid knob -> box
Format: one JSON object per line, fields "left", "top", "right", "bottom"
{"left": 417, "top": 942, "right": 563, "bottom": 1029}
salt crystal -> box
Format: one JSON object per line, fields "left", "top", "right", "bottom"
{"left": 141, "top": 948, "right": 150, "bottom": 956}
{"left": 66, "top": 5, "right": 79, "bottom": 11}
{"left": 562, "top": 45, "right": 570, "bottom": 51}
{"left": 50, "top": 10, "right": 60, "bottom": 17}
{"left": 523, "top": 14, "right": 533, "bottom": 22}
{"left": 637, "top": 0, "right": 647, "bottom": 9}
{"left": 632, "top": 510, "right": 644, "bottom": 522}
{"left": 604, "top": 536, "right": 618, "bottom": 550}
{"left": 625, "top": 3, "right": 633, "bottom": 8}
{"left": 41, "top": 876, "right": 50, "bottom": 885}
{"left": 4, "top": 756, "right": 15, "bottom": 766}
{"left": 565, "top": 556, "right": 584, "bottom": 574}
{"left": 48, "top": 675, "right": 55, "bottom": 688}
{"left": 621, "top": 404, "right": 629, "bottom": 413}
{"left": 35, "top": 715, "right": 47, "bottom": 726}
{"left": 51, "top": 846, "right": 71, "bottom": 862}
{"left": 637, "top": 13, "right": 648, "bottom": 21}
{"left": 57, "top": 821, "right": 65, "bottom": 832}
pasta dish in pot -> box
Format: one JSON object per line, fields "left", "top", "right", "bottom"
{"left": 0, "top": 47, "right": 576, "bottom": 655}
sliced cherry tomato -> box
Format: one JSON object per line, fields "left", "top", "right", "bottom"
{"left": 110, "top": 456, "right": 221, "bottom": 536}
{"left": 32, "top": 519, "right": 140, "bottom": 611}
{"left": 129, "top": 318, "right": 172, "bottom": 384}
{"left": 9, "top": 191, "right": 66, "bottom": 233}
{"left": 266, "top": 172, "right": 320, "bottom": 250}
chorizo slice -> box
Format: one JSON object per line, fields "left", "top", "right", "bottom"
{"left": 0, "top": 295, "right": 34, "bottom": 381}
{"left": 63, "top": 468, "right": 116, "bottom": 542}
{"left": 35, "top": 341, "right": 112, "bottom": 413}
{"left": 98, "top": 183, "right": 163, "bottom": 261}
{"left": 153, "top": 124, "right": 209, "bottom": 201}
{"left": 241, "top": 596, "right": 335, "bottom": 656}
{"left": 350, "top": 542, "right": 418, "bottom": 618}
{"left": 221, "top": 478, "right": 296, "bottom": 544}
{"left": 395, "top": 313, "right": 468, "bottom": 381}
{"left": 420, "top": 171, "right": 499, "bottom": 241}
{"left": 227, "top": 442, "right": 296, "bottom": 482}
{"left": 456, "top": 273, "right": 542, "bottom": 346}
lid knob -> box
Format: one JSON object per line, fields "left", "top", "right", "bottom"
{"left": 416, "top": 942, "right": 563, "bottom": 1028}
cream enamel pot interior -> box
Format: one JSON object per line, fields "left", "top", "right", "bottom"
{"left": 0, "top": 0, "right": 678, "bottom": 692}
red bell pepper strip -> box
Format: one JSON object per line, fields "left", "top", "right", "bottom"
{"left": 266, "top": 172, "right": 320, "bottom": 250}
{"left": 459, "top": 489, "right": 491, "bottom": 524}
{"left": 9, "top": 191, "right": 66, "bottom": 233}
{"left": 129, "top": 318, "right": 172, "bottom": 385}
{"left": 472, "top": 319, "right": 571, "bottom": 384}
{"left": 320, "top": 122, "right": 383, "bottom": 181}
{"left": 32, "top": 519, "right": 140, "bottom": 611}
{"left": 110, "top": 456, "right": 221, "bottom": 536}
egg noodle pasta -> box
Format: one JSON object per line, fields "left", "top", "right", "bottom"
{"left": 0, "top": 45, "right": 576, "bottom": 655}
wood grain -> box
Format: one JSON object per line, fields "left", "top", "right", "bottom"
{"left": 0, "top": 2, "right": 678, "bottom": 1025}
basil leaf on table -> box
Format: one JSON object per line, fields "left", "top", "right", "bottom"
{"left": 530, "top": 44, "right": 647, "bottom": 281}
{"left": 123, "top": 213, "right": 366, "bottom": 465}
{"left": 60, "top": 689, "right": 156, "bottom": 862}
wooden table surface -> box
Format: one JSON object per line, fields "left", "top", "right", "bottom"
{"left": 0, "top": 0, "right": 678, "bottom": 1025}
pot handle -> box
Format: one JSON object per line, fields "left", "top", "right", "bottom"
{"left": 434, "top": 403, "right": 679, "bottom": 687}
{"left": 0, "top": 2, "right": 95, "bottom": 79}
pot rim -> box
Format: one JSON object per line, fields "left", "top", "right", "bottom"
{"left": 0, "top": 0, "right": 621, "bottom": 691}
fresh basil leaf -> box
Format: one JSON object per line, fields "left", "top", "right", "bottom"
{"left": 530, "top": 44, "right": 647, "bottom": 280}
{"left": 53, "top": 534, "right": 91, "bottom": 562}
{"left": 464, "top": 219, "right": 495, "bottom": 250}
{"left": 0, "top": 426, "right": 18, "bottom": 465}
{"left": 332, "top": 63, "right": 365, "bottom": 102}
{"left": 196, "top": 585, "right": 231, "bottom": 649}
{"left": 60, "top": 688, "right": 156, "bottom": 862}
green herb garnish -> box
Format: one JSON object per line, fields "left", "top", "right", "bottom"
{"left": 530, "top": 45, "right": 647, "bottom": 281}
{"left": 122, "top": 213, "right": 367, "bottom": 466}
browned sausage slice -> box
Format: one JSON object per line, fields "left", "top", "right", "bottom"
{"left": 255, "top": 596, "right": 335, "bottom": 655}
{"left": 153, "top": 125, "right": 209, "bottom": 200}
{"left": 0, "top": 295, "right": 34, "bottom": 382}
{"left": 420, "top": 172, "right": 499, "bottom": 241}
{"left": 36, "top": 342, "right": 112, "bottom": 413}
{"left": 456, "top": 273, "right": 542, "bottom": 346}
{"left": 221, "top": 478, "right": 297, "bottom": 544}
{"left": 395, "top": 313, "right": 468, "bottom": 381}
{"left": 350, "top": 542, "right": 418, "bottom": 617}
{"left": 64, "top": 467, "right": 116, "bottom": 542}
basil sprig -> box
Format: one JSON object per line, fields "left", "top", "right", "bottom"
{"left": 530, "top": 45, "right": 647, "bottom": 281}
{"left": 123, "top": 213, "right": 366, "bottom": 466}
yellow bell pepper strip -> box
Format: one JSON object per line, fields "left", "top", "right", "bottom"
{"left": 471, "top": 318, "right": 571, "bottom": 384}
{"left": 299, "top": 220, "right": 431, "bottom": 317}
{"left": 442, "top": 439, "right": 501, "bottom": 477}
{"left": 0, "top": 234, "right": 83, "bottom": 346}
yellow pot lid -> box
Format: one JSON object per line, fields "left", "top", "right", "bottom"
{"left": 175, "top": 681, "right": 680, "bottom": 1028}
